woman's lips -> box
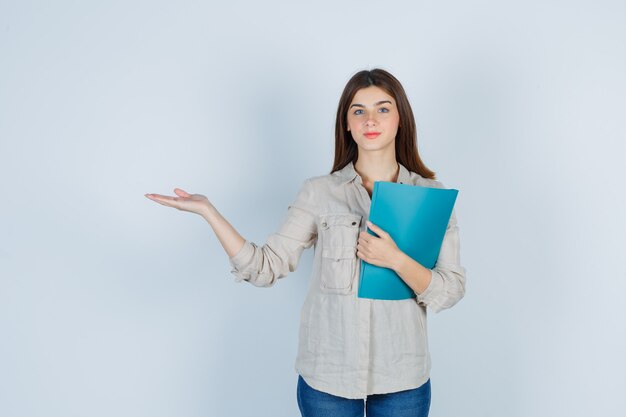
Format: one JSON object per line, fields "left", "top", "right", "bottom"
{"left": 364, "top": 132, "right": 381, "bottom": 139}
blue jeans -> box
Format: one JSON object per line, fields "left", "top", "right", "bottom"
{"left": 296, "top": 375, "right": 431, "bottom": 417}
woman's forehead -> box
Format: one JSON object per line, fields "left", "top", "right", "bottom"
{"left": 351, "top": 86, "right": 395, "bottom": 106}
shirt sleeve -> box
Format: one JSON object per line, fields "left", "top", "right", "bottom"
{"left": 416, "top": 191, "right": 467, "bottom": 313}
{"left": 227, "top": 178, "right": 318, "bottom": 287}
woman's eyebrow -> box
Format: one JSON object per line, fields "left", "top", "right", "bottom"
{"left": 349, "top": 100, "right": 392, "bottom": 109}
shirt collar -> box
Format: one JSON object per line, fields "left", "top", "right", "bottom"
{"left": 337, "top": 161, "right": 412, "bottom": 185}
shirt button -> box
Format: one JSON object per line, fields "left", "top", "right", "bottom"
{"left": 351, "top": 221, "right": 357, "bottom": 226}
{"left": 321, "top": 222, "right": 327, "bottom": 227}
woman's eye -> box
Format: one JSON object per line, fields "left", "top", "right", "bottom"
{"left": 353, "top": 108, "right": 389, "bottom": 115}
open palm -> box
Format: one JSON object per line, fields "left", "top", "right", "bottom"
{"left": 145, "top": 188, "right": 212, "bottom": 216}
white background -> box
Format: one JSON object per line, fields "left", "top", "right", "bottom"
{"left": 1, "top": 1, "right": 624, "bottom": 416}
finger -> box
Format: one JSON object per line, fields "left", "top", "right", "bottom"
{"left": 357, "top": 250, "right": 372, "bottom": 264}
{"left": 174, "top": 188, "right": 191, "bottom": 197}
{"left": 146, "top": 193, "right": 175, "bottom": 201}
{"left": 145, "top": 194, "right": 180, "bottom": 207}
{"left": 357, "top": 242, "right": 371, "bottom": 256}
{"left": 366, "top": 220, "right": 388, "bottom": 237}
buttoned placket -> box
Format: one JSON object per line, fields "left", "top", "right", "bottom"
{"left": 348, "top": 163, "right": 410, "bottom": 396}
{"left": 351, "top": 174, "right": 373, "bottom": 395}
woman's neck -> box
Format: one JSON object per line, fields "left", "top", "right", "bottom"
{"left": 354, "top": 159, "right": 400, "bottom": 184}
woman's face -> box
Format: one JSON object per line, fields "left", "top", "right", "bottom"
{"left": 346, "top": 85, "right": 400, "bottom": 155}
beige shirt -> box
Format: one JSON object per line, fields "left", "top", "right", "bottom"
{"left": 228, "top": 161, "right": 466, "bottom": 399}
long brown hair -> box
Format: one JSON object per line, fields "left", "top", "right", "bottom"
{"left": 330, "top": 68, "right": 436, "bottom": 180}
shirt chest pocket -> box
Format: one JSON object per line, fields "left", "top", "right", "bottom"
{"left": 318, "top": 213, "right": 362, "bottom": 295}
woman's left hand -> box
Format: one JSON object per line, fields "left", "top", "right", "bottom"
{"left": 356, "top": 220, "right": 402, "bottom": 270}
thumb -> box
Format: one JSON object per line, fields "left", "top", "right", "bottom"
{"left": 174, "top": 188, "right": 191, "bottom": 197}
{"left": 366, "top": 220, "right": 387, "bottom": 237}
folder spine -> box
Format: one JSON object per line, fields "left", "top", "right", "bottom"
{"left": 369, "top": 181, "right": 380, "bottom": 229}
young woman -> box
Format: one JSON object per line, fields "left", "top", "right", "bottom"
{"left": 145, "top": 68, "right": 466, "bottom": 417}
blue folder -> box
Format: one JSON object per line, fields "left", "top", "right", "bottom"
{"left": 357, "top": 181, "right": 459, "bottom": 300}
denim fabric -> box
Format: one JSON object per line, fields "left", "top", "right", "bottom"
{"left": 297, "top": 374, "right": 431, "bottom": 417}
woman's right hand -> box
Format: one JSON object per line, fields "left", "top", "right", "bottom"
{"left": 145, "top": 188, "right": 214, "bottom": 217}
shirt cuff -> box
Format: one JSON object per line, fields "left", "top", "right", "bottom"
{"left": 416, "top": 269, "right": 444, "bottom": 307}
{"left": 228, "top": 240, "right": 255, "bottom": 282}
